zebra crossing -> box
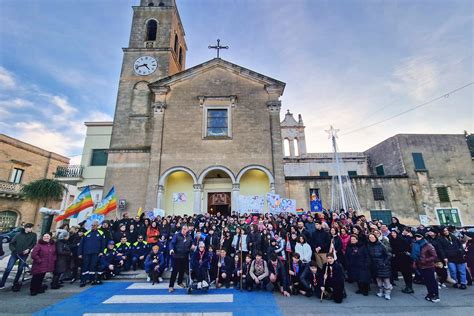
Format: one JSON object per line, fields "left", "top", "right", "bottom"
{"left": 33, "top": 282, "right": 281, "bottom": 316}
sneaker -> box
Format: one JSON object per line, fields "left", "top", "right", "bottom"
{"left": 197, "top": 282, "right": 202, "bottom": 289}
{"left": 438, "top": 282, "right": 446, "bottom": 288}
{"left": 178, "top": 283, "right": 186, "bottom": 288}
{"left": 158, "top": 277, "right": 163, "bottom": 283}
{"left": 384, "top": 293, "right": 391, "bottom": 300}
{"left": 0, "top": 285, "right": 5, "bottom": 290}
{"left": 376, "top": 290, "right": 384, "bottom": 297}
{"left": 202, "top": 280, "right": 209, "bottom": 288}
{"left": 425, "top": 295, "right": 431, "bottom": 301}
{"left": 431, "top": 296, "right": 440, "bottom": 303}
{"left": 459, "top": 284, "right": 467, "bottom": 290}
{"left": 168, "top": 287, "right": 174, "bottom": 293}
{"left": 146, "top": 276, "right": 151, "bottom": 282}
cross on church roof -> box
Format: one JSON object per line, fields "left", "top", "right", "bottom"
{"left": 208, "top": 39, "right": 229, "bottom": 58}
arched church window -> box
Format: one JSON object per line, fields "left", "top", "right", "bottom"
{"left": 174, "top": 34, "right": 179, "bottom": 53}
{"left": 146, "top": 20, "right": 157, "bottom": 41}
{"left": 283, "top": 139, "right": 290, "bottom": 156}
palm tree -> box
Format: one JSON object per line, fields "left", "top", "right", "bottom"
{"left": 21, "top": 178, "right": 66, "bottom": 234}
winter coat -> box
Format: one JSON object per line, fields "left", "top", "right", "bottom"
{"left": 9, "top": 229, "right": 37, "bottom": 255}
{"left": 389, "top": 235, "right": 413, "bottom": 271}
{"left": 169, "top": 232, "right": 192, "bottom": 259}
{"left": 146, "top": 226, "right": 160, "bottom": 244}
{"left": 416, "top": 240, "right": 438, "bottom": 270}
{"left": 31, "top": 239, "right": 56, "bottom": 275}
{"left": 300, "top": 265, "right": 323, "bottom": 290}
{"left": 191, "top": 249, "right": 211, "bottom": 271}
{"left": 311, "top": 229, "right": 330, "bottom": 252}
{"left": 368, "top": 241, "right": 391, "bottom": 278}
{"left": 439, "top": 234, "right": 465, "bottom": 263}
{"left": 205, "top": 233, "right": 220, "bottom": 250}
{"left": 247, "top": 231, "right": 262, "bottom": 254}
{"left": 345, "top": 242, "right": 371, "bottom": 283}
{"left": 79, "top": 229, "right": 106, "bottom": 256}
{"left": 145, "top": 251, "right": 164, "bottom": 273}
{"left": 55, "top": 239, "right": 72, "bottom": 274}
{"left": 267, "top": 258, "right": 289, "bottom": 289}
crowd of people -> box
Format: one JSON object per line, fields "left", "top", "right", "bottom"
{"left": 0, "top": 209, "right": 473, "bottom": 303}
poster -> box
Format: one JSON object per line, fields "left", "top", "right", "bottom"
{"left": 280, "top": 199, "right": 297, "bottom": 214}
{"left": 310, "top": 188, "right": 323, "bottom": 213}
{"left": 267, "top": 193, "right": 281, "bottom": 214}
{"left": 172, "top": 192, "right": 187, "bottom": 203}
{"left": 145, "top": 208, "right": 165, "bottom": 221}
{"left": 238, "top": 195, "right": 265, "bottom": 214}
{"left": 84, "top": 214, "right": 105, "bottom": 230}
{"left": 419, "top": 215, "right": 429, "bottom": 226}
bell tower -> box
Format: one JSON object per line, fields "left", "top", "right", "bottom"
{"left": 109, "top": 0, "right": 187, "bottom": 150}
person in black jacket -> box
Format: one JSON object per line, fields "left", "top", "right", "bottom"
{"left": 311, "top": 221, "right": 330, "bottom": 269}
{"left": 346, "top": 234, "right": 371, "bottom": 295}
{"left": 205, "top": 228, "right": 219, "bottom": 250}
{"left": 321, "top": 253, "right": 345, "bottom": 303}
{"left": 190, "top": 242, "right": 210, "bottom": 288}
{"left": 288, "top": 253, "right": 304, "bottom": 295}
{"left": 439, "top": 227, "right": 467, "bottom": 289}
{"left": 300, "top": 261, "right": 323, "bottom": 298}
{"left": 51, "top": 229, "right": 72, "bottom": 289}
{"left": 389, "top": 230, "right": 414, "bottom": 293}
{"left": 368, "top": 233, "right": 392, "bottom": 300}
{"left": 247, "top": 225, "right": 262, "bottom": 256}
{"left": 68, "top": 227, "right": 83, "bottom": 283}
{"left": 216, "top": 248, "right": 233, "bottom": 288}
{"left": 168, "top": 225, "right": 193, "bottom": 292}
{"left": 267, "top": 254, "right": 290, "bottom": 296}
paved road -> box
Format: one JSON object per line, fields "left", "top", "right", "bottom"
{"left": 0, "top": 279, "right": 472, "bottom": 316}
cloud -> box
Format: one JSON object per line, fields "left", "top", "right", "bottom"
{"left": 51, "top": 95, "right": 77, "bottom": 116}
{"left": 0, "top": 66, "right": 16, "bottom": 89}
{"left": 387, "top": 56, "right": 439, "bottom": 102}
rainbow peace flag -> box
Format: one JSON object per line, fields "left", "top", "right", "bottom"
{"left": 296, "top": 208, "right": 305, "bottom": 216}
{"left": 55, "top": 187, "right": 94, "bottom": 222}
{"left": 94, "top": 187, "right": 117, "bottom": 215}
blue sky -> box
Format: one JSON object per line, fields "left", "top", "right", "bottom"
{"left": 0, "top": 0, "right": 472, "bottom": 162}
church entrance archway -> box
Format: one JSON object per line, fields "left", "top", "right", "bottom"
{"left": 200, "top": 168, "right": 234, "bottom": 216}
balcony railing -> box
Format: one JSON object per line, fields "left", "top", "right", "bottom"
{"left": 55, "top": 165, "right": 84, "bottom": 178}
{"left": 0, "top": 180, "right": 23, "bottom": 198}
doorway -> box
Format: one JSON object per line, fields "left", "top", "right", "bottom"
{"left": 208, "top": 192, "right": 231, "bottom": 216}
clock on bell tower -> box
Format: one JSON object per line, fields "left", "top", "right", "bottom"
{"left": 109, "top": 0, "right": 187, "bottom": 150}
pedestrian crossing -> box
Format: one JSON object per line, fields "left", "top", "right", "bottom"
{"left": 33, "top": 282, "right": 281, "bottom": 316}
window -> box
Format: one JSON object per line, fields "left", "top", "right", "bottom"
{"left": 178, "top": 46, "right": 183, "bottom": 64}
{"left": 412, "top": 153, "right": 426, "bottom": 170}
{"left": 370, "top": 210, "right": 392, "bottom": 225}
{"left": 283, "top": 139, "right": 290, "bottom": 156}
{"left": 9, "top": 168, "right": 24, "bottom": 184}
{"left": 319, "top": 171, "right": 329, "bottom": 176}
{"left": 372, "top": 187, "right": 384, "bottom": 201}
{"left": 206, "top": 109, "right": 228, "bottom": 137}
{"left": 437, "top": 187, "right": 450, "bottom": 202}
{"left": 174, "top": 34, "right": 178, "bottom": 53}
{"left": 90, "top": 149, "right": 108, "bottom": 166}
{"left": 348, "top": 171, "right": 357, "bottom": 177}
{"left": 375, "top": 164, "right": 385, "bottom": 176}
{"left": 146, "top": 20, "right": 157, "bottom": 41}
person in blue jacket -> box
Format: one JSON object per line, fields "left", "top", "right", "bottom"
{"left": 98, "top": 240, "right": 123, "bottom": 279}
{"left": 145, "top": 245, "right": 164, "bottom": 284}
{"left": 191, "top": 242, "right": 211, "bottom": 289}
{"left": 132, "top": 235, "right": 149, "bottom": 270}
{"left": 78, "top": 221, "right": 106, "bottom": 287}
{"left": 115, "top": 236, "right": 132, "bottom": 271}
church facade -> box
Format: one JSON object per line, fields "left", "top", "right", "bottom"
{"left": 97, "top": 0, "right": 473, "bottom": 225}
{"left": 105, "top": 0, "right": 285, "bottom": 217}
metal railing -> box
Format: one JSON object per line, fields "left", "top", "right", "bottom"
{"left": 54, "top": 165, "right": 84, "bottom": 178}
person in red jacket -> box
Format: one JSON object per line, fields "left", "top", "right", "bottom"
{"left": 413, "top": 233, "right": 439, "bottom": 303}
{"left": 30, "top": 232, "right": 56, "bottom": 296}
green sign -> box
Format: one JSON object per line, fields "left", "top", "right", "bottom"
{"left": 436, "top": 208, "right": 462, "bottom": 226}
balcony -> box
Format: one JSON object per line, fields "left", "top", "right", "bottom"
{"left": 0, "top": 180, "right": 23, "bottom": 199}
{"left": 54, "top": 165, "right": 84, "bottom": 185}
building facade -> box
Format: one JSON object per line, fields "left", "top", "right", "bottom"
{"left": 90, "top": 0, "right": 473, "bottom": 225}
{"left": 0, "top": 134, "right": 70, "bottom": 231}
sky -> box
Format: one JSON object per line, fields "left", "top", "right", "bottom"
{"left": 0, "top": 0, "right": 473, "bottom": 163}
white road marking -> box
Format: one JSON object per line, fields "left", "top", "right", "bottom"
{"left": 126, "top": 283, "right": 232, "bottom": 290}
{"left": 84, "top": 313, "right": 232, "bottom": 316}
{"left": 103, "top": 294, "right": 234, "bottom": 304}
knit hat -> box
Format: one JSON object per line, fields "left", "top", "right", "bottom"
{"left": 414, "top": 233, "right": 423, "bottom": 238}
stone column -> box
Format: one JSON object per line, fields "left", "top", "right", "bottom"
{"left": 144, "top": 86, "right": 170, "bottom": 211}
{"left": 193, "top": 184, "right": 202, "bottom": 214}
{"left": 266, "top": 85, "right": 286, "bottom": 197}
{"left": 232, "top": 183, "right": 240, "bottom": 213}
{"left": 156, "top": 185, "right": 164, "bottom": 210}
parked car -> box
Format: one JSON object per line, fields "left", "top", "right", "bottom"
{"left": 0, "top": 227, "right": 21, "bottom": 243}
